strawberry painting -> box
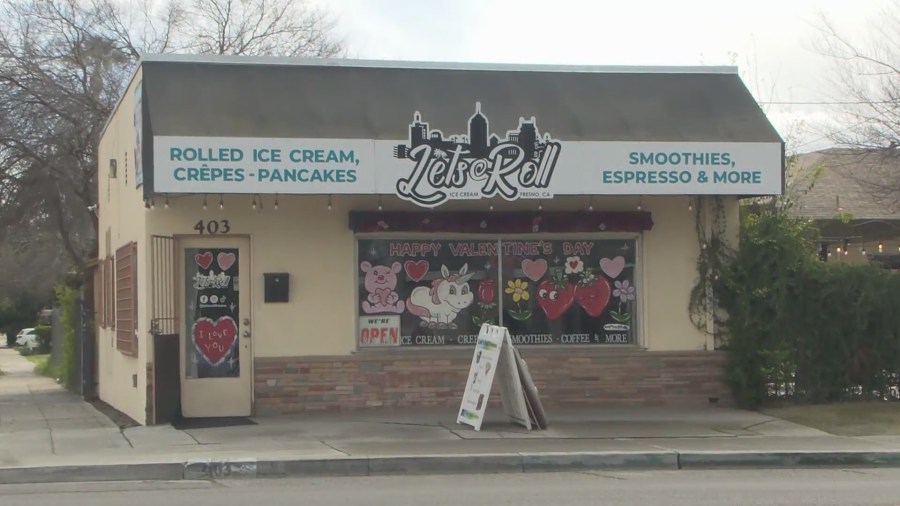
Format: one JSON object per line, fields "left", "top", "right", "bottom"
{"left": 575, "top": 271, "right": 611, "bottom": 317}
{"left": 536, "top": 269, "right": 575, "bottom": 320}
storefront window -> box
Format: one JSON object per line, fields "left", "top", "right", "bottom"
{"left": 500, "top": 239, "right": 637, "bottom": 345}
{"left": 356, "top": 238, "right": 637, "bottom": 347}
{"left": 357, "top": 239, "right": 500, "bottom": 347}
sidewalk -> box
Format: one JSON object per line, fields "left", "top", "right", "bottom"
{"left": 3, "top": 348, "right": 900, "bottom": 484}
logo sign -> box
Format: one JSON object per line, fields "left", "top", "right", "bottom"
{"left": 151, "top": 104, "right": 783, "bottom": 201}
{"left": 393, "top": 103, "right": 561, "bottom": 208}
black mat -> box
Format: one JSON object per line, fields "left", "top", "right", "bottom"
{"left": 172, "top": 416, "right": 257, "bottom": 430}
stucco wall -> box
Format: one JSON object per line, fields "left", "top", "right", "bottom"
{"left": 96, "top": 68, "right": 149, "bottom": 424}
{"left": 145, "top": 193, "right": 726, "bottom": 359}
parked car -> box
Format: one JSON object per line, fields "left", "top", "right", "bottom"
{"left": 15, "top": 328, "right": 38, "bottom": 350}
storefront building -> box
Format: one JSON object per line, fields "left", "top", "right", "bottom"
{"left": 95, "top": 55, "right": 783, "bottom": 424}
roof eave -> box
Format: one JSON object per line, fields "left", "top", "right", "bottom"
{"left": 139, "top": 54, "right": 740, "bottom": 75}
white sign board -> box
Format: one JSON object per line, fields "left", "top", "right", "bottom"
{"left": 457, "top": 325, "right": 503, "bottom": 430}
{"left": 152, "top": 104, "right": 782, "bottom": 204}
{"left": 358, "top": 315, "right": 401, "bottom": 347}
{"left": 457, "top": 324, "right": 533, "bottom": 431}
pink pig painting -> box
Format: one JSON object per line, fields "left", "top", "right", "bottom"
{"left": 360, "top": 261, "right": 405, "bottom": 314}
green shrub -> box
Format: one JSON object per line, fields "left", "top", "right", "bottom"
{"left": 716, "top": 208, "right": 900, "bottom": 407}
{"left": 33, "top": 325, "right": 52, "bottom": 354}
{"left": 28, "top": 354, "right": 55, "bottom": 377}
{"left": 55, "top": 285, "right": 79, "bottom": 390}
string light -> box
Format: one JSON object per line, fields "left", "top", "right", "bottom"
{"left": 688, "top": 198, "right": 693, "bottom": 211}
{"left": 164, "top": 195, "right": 169, "bottom": 209}
{"left": 274, "top": 193, "right": 279, "bottom": 210}
{"left": 326, "top": 195, "right": 332, "bottom": 211}
{"left": 538, "top": 200, "right": 543, "bottom": 211}
{"left": 636, "top": 197, "right": 643, "bottom": 211}
{"left": 377, "top": 196, "right": 383, "bottom": 211}
{"left": 879, "top": 241, "right": 885, "bottom": 253}
{"left": 219, "top": 194, "right": 224, "bottom": 210}
{"left": 252, "top": 195, "right": 258, "bottom": 210}
{"left": 489, "top": 202, "right": 494, "bottom": 211}
{"left": 202, "top": 194, "right": 208, "bottom": 210}
{"left": 587, "top": 197, "right": 594, "bottom": 212}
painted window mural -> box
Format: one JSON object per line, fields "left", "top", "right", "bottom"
{"left": 356, "top": 238, "right": 637, "bottom": 347}
{"left": 184, "top": 248, "right": 240, "bottom": 377}
{"left": 357, "top": 239, "right": 500, "bottom": 346}
{"left": 500, "top": 240, "right": 637, "bottom": 345}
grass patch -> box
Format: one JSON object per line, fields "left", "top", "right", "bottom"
{"left": 762, "top": 402, "right": 900, "bottom": 436}
{"left": 24, "top": 353, "right": 55, "bottom": 377}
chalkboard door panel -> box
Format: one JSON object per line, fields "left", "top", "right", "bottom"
{"left": 179, "top": 236, "right": 252, "bottom": 418}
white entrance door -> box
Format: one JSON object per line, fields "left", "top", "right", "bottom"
{"left": 179, "top": 236, "right": 252, "bottom": 417}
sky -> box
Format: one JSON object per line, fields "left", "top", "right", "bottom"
{"left": 310, "top": 0, "right": 896, "bottom": 153}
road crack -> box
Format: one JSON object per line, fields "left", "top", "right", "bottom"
{"left": 578, "top": 470, "right": 629, "bottom": 480}
{"left": 320, "top": 440, "right": 350, "bottom": 456}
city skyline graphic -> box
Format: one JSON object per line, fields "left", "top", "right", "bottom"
{"left": 394, "top": 102, "right": 557, "bottom": 162}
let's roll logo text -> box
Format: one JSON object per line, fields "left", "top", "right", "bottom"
{"left": 393, "top": 103, "right": 561, "bottom": 207}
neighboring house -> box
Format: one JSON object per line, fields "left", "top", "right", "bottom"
{"left": 788, "top": 148, "right": 900, "bottom": 268}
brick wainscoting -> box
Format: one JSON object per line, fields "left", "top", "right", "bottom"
{"left": 254, "top": 349, "right": 731, "bottom": 415}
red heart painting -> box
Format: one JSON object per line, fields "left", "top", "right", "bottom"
{"left": 195, "top": 252, "right": 213, "bottom": 270}
{"left": 217, "top": 252, "right": 236, "bottom": 271}
{"left": 404, "top": 260, "right": 429, "bottom": 282}
{"left": 192, "top": 316, "right": 238, "bottom": 366}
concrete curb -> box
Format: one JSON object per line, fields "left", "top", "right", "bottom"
{"left": 0, "top": 463, "right": 184, "bottom": 485}
{"left": 678, "top": 451, "right": 900, "bottom": 469}
{"left": 4, "top": 450, "right": 900, "bottom": 484}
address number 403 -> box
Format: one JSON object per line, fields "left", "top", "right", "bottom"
{"left": 194, "top": 219, "right": 231, "bottom": 234}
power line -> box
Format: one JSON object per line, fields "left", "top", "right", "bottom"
{"left": 789, "top": 118, "right": 870, "bottom": 152}
{"left": 758, "top": 100, "right": 894, "bottom": 105}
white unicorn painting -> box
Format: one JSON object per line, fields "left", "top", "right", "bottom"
{"left": 407, "top": 264, "right": 475, "bottom": 329}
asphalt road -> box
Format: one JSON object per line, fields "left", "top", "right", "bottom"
{"left": 3, "top": 469, "right": 900, "bottom": 505}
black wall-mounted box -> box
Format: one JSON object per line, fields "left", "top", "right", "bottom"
{"left": 263, "top": 273, "right": 290, "bottom": 303}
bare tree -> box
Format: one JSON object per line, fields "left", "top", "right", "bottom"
{"left": 0, "top": 0, "right": 344, "bottom": 298}
{"left": 182, "top": 0, "right": 343, "bottom": 57}
{"left": 813, "top": 1, "right": 900, "bottom": 206}
{"left": 0, "top": 0, "right": 125, "bottom": 274}
{"left": 93, "top": 0, "right": 345, "bottom": 58}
